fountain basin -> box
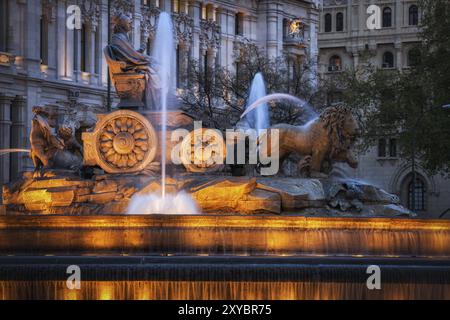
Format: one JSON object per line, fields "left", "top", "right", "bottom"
{"left": 0, "top": 256, "right": 449, "bottom": 299}
{"left": 0, "top": 215, "right": 449, "bottom": 257}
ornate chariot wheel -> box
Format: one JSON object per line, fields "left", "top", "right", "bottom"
{"left": 95, "top": 110, "right": 157, "bottom": 174}
{"left": 180, "top": 128, "right": 226, "bottom": 173}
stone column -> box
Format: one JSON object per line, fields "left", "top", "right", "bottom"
{"left": 0, "top": 94, "right": 12, "bottom": 185}
{"left": 189, "top": 0, "right": 201, "bottom": 61}
{"left": 266, "top": 2, "right": 279, "bottom": 58}
{"left": 180, "top": 43, "right": 190, "bottom": 87}
{"left": 395, "top": 43, "right": 403, "bottom": 69}
{"left": 10, "top": 96, "right": 26, "bottom": 180}
{"left": 352, "top": 52, "right": 360, "bottom": 69}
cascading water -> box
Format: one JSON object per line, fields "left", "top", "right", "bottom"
{"left": 240, "top": 93, "right": 317, "bottom": 122}
{"left": 246, "top": 73, "right": 270, "bottom": 135}
{"left": 152, "top": 12, "right": 174, "bottom": 200}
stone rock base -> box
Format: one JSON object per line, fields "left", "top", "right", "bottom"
{"left": 2, "top": 171, "right": 415, "bottom": 217}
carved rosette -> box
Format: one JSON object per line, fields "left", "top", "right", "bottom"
{"left": 180, "top": 128, "right": 226, "bottom": 173}
{"left": 94, "top": 111, "right": 157, "bottom": 173}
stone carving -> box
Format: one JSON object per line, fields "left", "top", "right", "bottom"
{"left": 259, "top": 104, "right": 360, "bottom": 178}
{"left": 200, "top": 20, "right": 221, "bottom": 51}
{"left": 140, "top": 3, "right": 160, "bottom": 47}
{"left": 112, "top": 0, "right": 134, "bottom": 18}
{"left": 173, "top": 12, "right": 194, "bottom": 45}
{"left": 30, "top": 107, "right": 82, "bottom": 174}
{"left": 105, "top": 13, "right": 161, "bottom": 109}
{"left": 81, "top": 0, "right": 100, "bottom": 29}
{"left": 82, "top": 110, "right": 158, "bottom": 174}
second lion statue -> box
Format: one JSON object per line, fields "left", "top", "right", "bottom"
{"left": 259, "top": 104, "right": 360, "bottom": 178}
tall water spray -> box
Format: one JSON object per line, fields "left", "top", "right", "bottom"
{"left": 246, "top": 73, "right": 270, "bottom": 135}
{"left": 152, "top": 12, "right": 174, "bottom": 199}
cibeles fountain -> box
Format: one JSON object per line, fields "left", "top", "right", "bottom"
{"left": 1, "top": 12, "right": 449, "bottom": 300}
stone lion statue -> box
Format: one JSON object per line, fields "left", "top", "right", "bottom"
{"left": 259, "top": 104, "right": 360, "bottom": 178}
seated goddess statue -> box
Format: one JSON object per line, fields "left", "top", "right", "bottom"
{"left": 105, "top": 13, "right": 160, "bottom": 109}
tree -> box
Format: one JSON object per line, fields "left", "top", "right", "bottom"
{"left": 329, "top": 0, "right": 450, "bottom": 175}
{"left": 180, "top": 40, "right": 326, "bottom": 131}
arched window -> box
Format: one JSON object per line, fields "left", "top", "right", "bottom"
{"left": 382, "top": 7, "right": 392, "bottom": 28}
{"left": 324, "top": 13, "right": 332, "bottom": 32}
{"left": 409, "top": 5, "right": 419, "bottom": 26}
{"left": 408, "top": 178, "right": 426, "bottom": 211}
{"left": 408, "top": 48, "right": 421, "bottom": 67}
{"left": 382, "top": 52, "right": 394, "bottom": 68}
{"left": 336, "top": 12, "right": 344, "bottom": 32}
{"left": 328, "top": 55, "right": 342, "bottom": 72}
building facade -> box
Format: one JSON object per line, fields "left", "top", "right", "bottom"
{"left": 318, "top": 0, "right": 450, "bottom": 218}
{"left": 0, "top": 0, "right": 320, "bottom": 185}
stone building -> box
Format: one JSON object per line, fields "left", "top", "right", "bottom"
{"left": 318, "top": 0, "right": 450, "bottom": 218}
{"left": 0, "top": 0, "right": 320, "bottom": 185}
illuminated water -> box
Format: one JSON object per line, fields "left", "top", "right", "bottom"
{"left": 246, "top": 73, "right": 269, "bottom": 135}
{"left": 127, "top": 192, "right": 199, "bottom": 215}
{"left": 152, "top": 12, "right": 174, "bottom": 200}
{"left": 0, "top": 149, "right": 29, "bottom": 156}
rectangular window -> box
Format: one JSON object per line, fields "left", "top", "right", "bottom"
{"left": 201, "top": 5, "right": 207, "bottom": 20}
{"left": 0, "top": 0, "right": 8, "bottom": 52}
{"left": 378, "top": 139, "right": 387, "bottom": 157}
{"left": 80, "top": 25, "right": 87, "bottom": 72}
{"left": 40, "top": 18, "right": 49, "bottom": 65}
{"left": 389, "top": 138, "right": 397, "bottom": 158}
{"left": 235, "top": 13, "right": 244, "bottom": 36}
{"left": 176, "top": 45, "right": 181, "bottom": 88}
{"left": 173, "top": 0, "right": 180, "bottom": 13}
